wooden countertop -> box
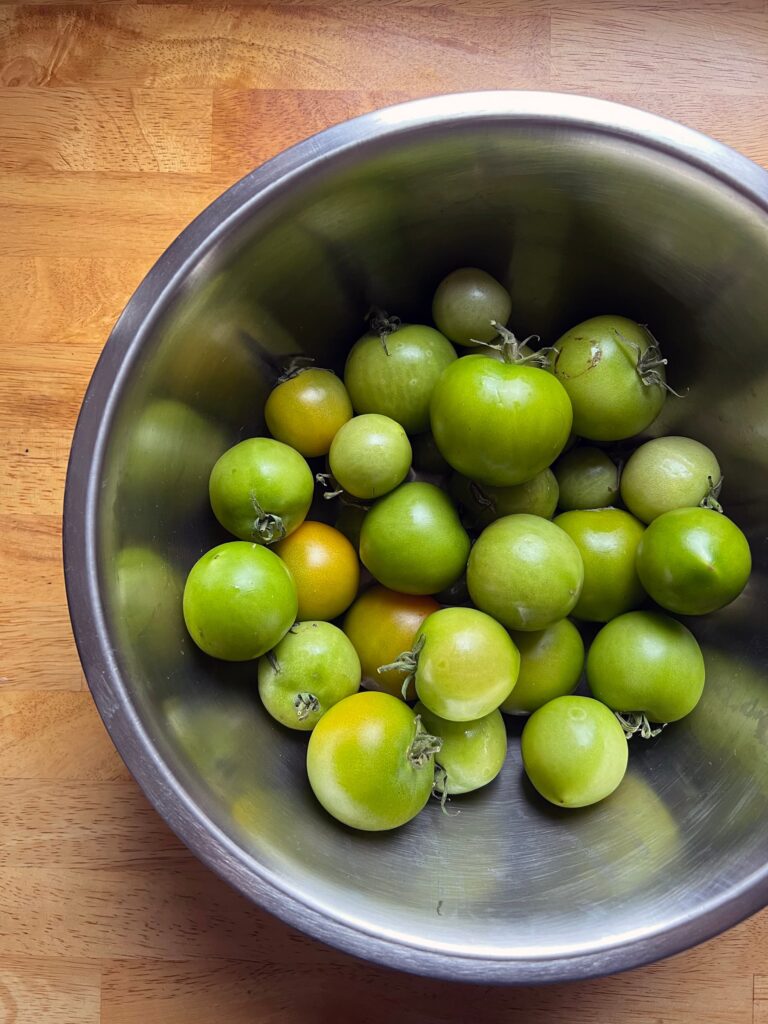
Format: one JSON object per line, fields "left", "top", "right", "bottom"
{"left": 1, "top": 2, "right": 767, "bottom": 1021}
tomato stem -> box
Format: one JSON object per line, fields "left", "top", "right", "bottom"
{"left": 473, "top": 322, "right": 558, "bottom": 368}
{"left": 294, "top": 692, "right": 320, "bottom": 721}
{"left": 432, "top": 766, "right": 459, "bottom": 816}
{"left": 365, "top": 307, "right": 402, "bottom": 355}
{"left": 700, "top": 474, "right": 724, "bottom": 513}
{"left": 250, "top": 494, "right": 287, "bottom": 544}
{"left": 377, "top": 634, "right": 425, "bottom": 698}
{"left": 617, "top": 327, "right": 686, "bottom": 397}
{"left": 276, "top": 355, "right": 317, "bottom": 383}
{"left": 407, "top": 714, "right": 443, "bottom": 768}
{"left": 615, "top": 711, "right": 666, "bottom": 740}
{"left": 266, "top": 650, "right": 280, "bottom": 673}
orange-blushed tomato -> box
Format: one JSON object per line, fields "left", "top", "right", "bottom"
{"left": 343, "top": 585, "right": 440, "bottom": 698}
{"left": 265, "top": 368, "right": 353, "bottom": 458}
{"left": 274, "top": 521, "right": 359, "bottom": 621}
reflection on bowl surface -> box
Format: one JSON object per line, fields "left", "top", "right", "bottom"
{"left": 65, "top": 92, "right": 768, "bottom": 983}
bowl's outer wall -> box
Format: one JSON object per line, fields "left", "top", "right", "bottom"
{"left": 65, "top": 92, "right": 768, "bottom": 983}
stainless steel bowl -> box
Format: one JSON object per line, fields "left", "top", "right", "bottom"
{"left": 64, "top": 92, "right": 768, "bottom": 983}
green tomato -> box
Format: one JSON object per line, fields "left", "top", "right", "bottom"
{"left": 554, "top": 508, "right": 646, "bottom": 622}
{"left": 450, "top": 468, "right": 559, "bottom": 527}
{"left": 306, "top": 691, "right": 440, "bottom": 831}
{"left": 405, "top": 607, "right": 520, "bottom": 722}
{"left": 636, "top": 507, "right": 751, "bottom": 615}
{"left": 209, "top": 437, "right": 314, "bottom": 544}
{"left": 502, "top": 619, "right": 585, "bottom": 715}
{"left": 328, "top": 413, "right": 411, "bottom": 500}
{"left": 257, "top": 621, "right": 361, "bottom": 731}
{"left": 521, "top": 696, "right": 628, "bottom": 808}
{"left": 554, "top": 446, "right": 620, "bottom": 511}
{"left": 587, "top": 611, "right": 705, "bottom": 725}
{"left": 467, "top": 514, "right": 584, "bottom": 631}
{"left": 431, "top": 267, "right": 512, "bottom": 347}
{"left": 430, "top": 352, "right": 573, "bottom": 487}
{"left": 552, "top": 316, "right": 669, "bottom": 440}
{"left": 183, "top": 542, "right": 297, "bottom": 660}
{"left": 344, "top": 323, "right": 456, "bottom": 434}
{"left": 416, "top": 702, "right": 507, "bottom": 795}
{"left": 620, "top": 435, "right": 722, "bottom": 523}
{"left": 359, "top": 482, "right": 470, "bottom": 595}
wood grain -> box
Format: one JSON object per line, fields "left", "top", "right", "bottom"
{"left": 2, "top": 1, "right": 767, "bottom": 1020}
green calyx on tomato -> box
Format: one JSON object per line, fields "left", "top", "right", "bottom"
{"left": 430, "top": 329, "right": 573, "bottom": 488}
{"left": 415, "top": 702, "right": 507, "bottom": 798}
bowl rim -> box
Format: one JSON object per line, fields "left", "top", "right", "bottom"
{"left": 63, "top": 90, "right": 768, "bottom": 984}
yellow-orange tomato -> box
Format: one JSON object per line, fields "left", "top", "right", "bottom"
{"left": 275, "top": 521, "right": 359, "bottom": 621}
{"left": 343, "top": 586, "right": 439, "bottom": 699}
{"left": 265, "top": 368, "right": 353, "bottom": 458}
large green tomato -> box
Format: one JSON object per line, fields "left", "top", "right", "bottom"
{"left": 257, "top": 621, "right": 361, "bottom": 731}
{"left": 620, "top": 435, "right": 722, "bottom": 523}
{"left": 209, "top": 437, "right": 314, "bottom": 544}
{"left": 450, "top": 468, "right": 558, "bottom": 527}
{"left": 359, "top": 482, "right": 470, "bottom": 595}
{"left": 553, "top": 446, "right": 620, "bottom": 511}
{"left": 430, "top": 352, "right": 573, "bottom": 486}
{"left": 502, "top": 619, "right": 585, "bottom": 715}
{"left": 521, "top": 696, "right": 628, "bottom": 808}
{"left": 431, "top": 267, "right": 512, "bottom": 347}
{"left": 401, "top": 607, "right": 520, "bottom": 721}
{"left": 554, "top": 508, "right": 646, "bottom": 622}
{"left": 636, "top": 507, "right": 751, "bottom": 615}
{"left": 416, "top": 702, "right": 507, "bottom": 795}
{"left": 587, "top": 611, "right": 705, "bottom": 727}
{"left": 183, "top": 542, "right": 297, "bottom": 660}
{"left": 467, "top": 514, "right": 584, "bottom": 631}
{"left": 552, "top": 316, "right": 669, "bottom": 440}
{"left": 306, "top": 691, "right": 440, "bottom": 831}
{"left": 328, "top": 413, "right": 412, "bottom": 500}
{"left": 344, "top": 323, "right": 456, "bottom": 433}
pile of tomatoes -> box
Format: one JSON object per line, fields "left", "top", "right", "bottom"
{"left": 181, "top": 267, "right": 752, "bottom": 831}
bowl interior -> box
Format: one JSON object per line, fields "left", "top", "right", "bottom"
{"left": 88, "top": 101, "right": 768, "bottom": 975}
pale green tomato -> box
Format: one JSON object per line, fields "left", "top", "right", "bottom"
{"left": 328, "top": 413, "right": 412, "bottom": 500}
{"left": 554, "top": 446, "right": 620, "bottom": 511}
{"left": 554, "top": 508, "right": 646, "bottom": 622}
{"left": 553, "top": 316, "right": 669, "bottom": 440}
{"left": 587, "top": 611, "right": 705, "bottom": 724}
{"left": 467, "top": 514, "right": 584, "bottom": 631}
{"left": 416, "top": 703, "right": 507, "bottom": 795}
{"left": 620, "top": 435, "right": 722, "bottom": 523}
{"left": 522, "top": 696, "right": 628, "bottom": 808}
{"left": 344, "top": 323, "right": 457, "bottom": 433}
{"left": 409, "top": 607, "right": 520, "bottom": 722}
{"left": 306, "top": 691, "right": 439, "bottom": 831}
{"left": 502, "top": 619, "right": 585, "bottom": 715}
{"left": 257, "top": 621, "right": 361, "bottom": 731}
{"left": 432, "top": 267, "right": 512, "bottom": 346}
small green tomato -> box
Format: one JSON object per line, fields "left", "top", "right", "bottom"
{"left": 432, "top": 267, "right": 512, "bottom": 347}
{"left": 522, "top": 696, "right": 628, "bottom": 808}
{"left": 328, "top": 413, "right": 412, "bottom": 500}
{"left": 258, "top": 621, "right": 361, "bottom": 731}
{"left": 620, "top": 435, "right": 722, "bottom": 523}
{"left": 416, "top": 703, "right": 507, "bottom": 796}
{"left": 502, "top": 619, "right": 585, "bottom": 715}
{"left": 450, "top": 468, "right": 559, "bottom": 527}
{"left": 553, "top": 446, "right": 620, "bottom": 511}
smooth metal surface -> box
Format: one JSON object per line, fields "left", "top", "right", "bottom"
{"left": 64, "top": 92, "right": 768, "bottom": 983}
